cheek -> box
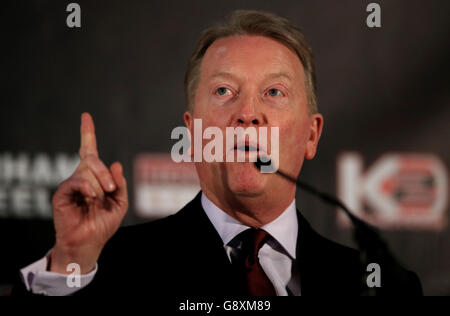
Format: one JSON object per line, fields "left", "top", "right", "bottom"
{"left": 193, "top": 94, "right": 229, "bottom": 126}
{"left": 197, "top": 115, "right": 229, "bottom": 156}
{"left": 279, "top": 117, "right": 310, "bottom": 157}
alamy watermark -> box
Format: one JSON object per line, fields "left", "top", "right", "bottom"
{"left": 366, "top": 3, "right": 381, "bottom": 28}
{"left": 66, "top": 263, "right": 81, "bottom": 288}
{"left": 66, "top": 3, "right": 81, "bottom": 28}
{"left": 170, "top": 119, "right": 279, "bottom": 173}
{"left": 366, "top": 263, "right": 381, "bottom": 288}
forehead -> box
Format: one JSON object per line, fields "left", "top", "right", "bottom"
{"left": 201, "top": 35, "right": 304, "bottom": 82}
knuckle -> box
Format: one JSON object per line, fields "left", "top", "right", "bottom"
{"left": 63, "top": 177, "right": 78, "bottom": 189}
{"left": 79, "top": 179, "right": 90, "bottom": 191}
{"left": 83, "top": 154, "right": 96, "bottom": 165}
{"left": 78, "top": 171, "right": 101, "bottom": 192}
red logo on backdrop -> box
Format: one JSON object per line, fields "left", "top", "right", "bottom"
{"left": 337, "top": 153, "right": 448, "bottom": 230}
{"left": 133, "top": 154, "right": 200, "bottom": 219}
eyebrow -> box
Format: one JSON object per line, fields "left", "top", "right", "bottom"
{"left": 266, "top": 72, "right": 292, "bottom": 82}
{"left": 209, "top": 72, "right": 238, "bottom": 81}
{"left": 209, "top": 71, "right": 292, "bottom": 82}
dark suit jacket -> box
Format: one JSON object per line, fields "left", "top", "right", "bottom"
{"left": 13, "top": 191, "right": 422, "bottom": 296}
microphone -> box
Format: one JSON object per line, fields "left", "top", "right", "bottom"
{"left": 254, "top": 157, "right": 376, "bottom": 232}
{"left": 255, "top": 156, "right": 411, "bottom": 295}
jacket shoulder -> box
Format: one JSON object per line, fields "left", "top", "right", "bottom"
{"left": 296, "top": 211, "right": 422, "bottom": 296}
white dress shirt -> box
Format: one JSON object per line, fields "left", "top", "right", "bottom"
{"left": 20, "top": 251, "right": 97, "bottom": 296}
{"left": 20, "top": 192, "right": 300, "bottom": 296}
{"left": 201, "top": 193, "right": 300, "bottom": 296}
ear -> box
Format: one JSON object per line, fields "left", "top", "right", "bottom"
{"left": 184, "top": 111, "right": 192, "bottom": 130}
{"left": 183, "top": 111, "right": 194, "bottom": 158}
{"left": 304, "top": 113, "right": 324, "bottom": 160}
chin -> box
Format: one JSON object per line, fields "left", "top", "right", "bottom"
{"left": 225, "top": 162, "right": 267, "bottom": 197}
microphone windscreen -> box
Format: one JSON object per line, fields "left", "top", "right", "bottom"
{"left": 254, "top": 155, "right": 275, "bottom": 173}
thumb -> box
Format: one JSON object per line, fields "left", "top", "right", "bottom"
{"left": 110, "top": 162, "right": 128, "bottom": 208}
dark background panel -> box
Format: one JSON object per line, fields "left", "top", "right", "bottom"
{"left": 1, "top": 0, "right": 449, "bottom": 295}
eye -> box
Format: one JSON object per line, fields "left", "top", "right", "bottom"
{"left": 216, "top": 87, "right": 232, "bottom": 96}
{"left": 267, "top": 88, "right": 283, "bottom": 97}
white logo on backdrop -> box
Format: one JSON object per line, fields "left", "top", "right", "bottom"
{"left": 337, "top": 152, "right": 448, "bottom": 230}
{"left": 0, "top": 152, "right": 79, "bottom": 218}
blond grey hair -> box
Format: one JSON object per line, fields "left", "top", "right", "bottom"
{"left": 184, "top": 9, "right": 318, "bottom": 114}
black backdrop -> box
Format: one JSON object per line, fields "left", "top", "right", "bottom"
{"left": 1, "top": 0, "right": 449, "bottom": 295}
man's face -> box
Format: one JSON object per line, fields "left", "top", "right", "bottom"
{"left": 185, "top": 35, "right": 323, "bottom": 204}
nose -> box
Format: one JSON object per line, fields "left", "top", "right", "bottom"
{"left": 234, "top": 94, "right": 266, "bottom": 127}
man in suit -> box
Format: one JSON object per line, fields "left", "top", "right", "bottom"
{"left": 14, "top": 10, "right": 422, "bottom": 296}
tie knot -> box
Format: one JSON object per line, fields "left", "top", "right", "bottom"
{"left": 232, "top": 228, "right": 277, "bottom": 296}
{"left": 238, "top": 228, "right": 271, "bottom": 261}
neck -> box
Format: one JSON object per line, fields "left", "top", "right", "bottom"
{"left": 202, "top": 186, "right": 296, "bottom": 228}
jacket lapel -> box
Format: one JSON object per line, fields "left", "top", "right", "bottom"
{"left": 295, "top": 210, "right": 362, "bottom": 296}
{"left": 173, "top": 191, "right": 244, "bottom": 295}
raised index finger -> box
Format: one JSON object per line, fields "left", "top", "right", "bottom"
{"left": 79, "top": 112, "right": 99, "bottom": 159}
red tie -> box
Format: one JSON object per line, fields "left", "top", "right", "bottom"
{"left": 236, "top": 228, "right": 277, "bottom": 296}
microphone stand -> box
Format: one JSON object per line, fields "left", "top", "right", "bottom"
{"left": 254, "top": 158, "right": 411, "bottom": 296}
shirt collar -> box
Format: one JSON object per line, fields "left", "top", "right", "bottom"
{"left": 201, "top": 192, "right": 298, "bottom": 259}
